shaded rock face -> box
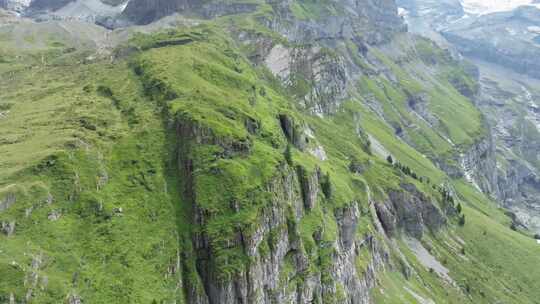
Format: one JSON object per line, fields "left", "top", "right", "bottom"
{"left": 402, "top": 0, "right": 540, "bottom": 233}
{"left": 265, "top": 45, "right": 349, "bottom": 115}
{"left": 375, "top": 183, "right": 446, "bottom": 239}
{"left": 121, "top": 0, "right": 258, "bottom": 24}
{"left": 122, "top": 0, "right": 403, "bottom": 115}
{"left": 402, "top": 0, "right": 540, "bottom": 80}
{"left": 297, "top": 165, "right": 320, "bottom": 210}
{"left": 176, "top": 115, "right": 252, "bottom": 159}
{"left": 467, "top": 63, "right": 540, "bottom": 232}
{"left": 443, "top": 32, "right": 540, "bottom": 80}
{"left": 432, "top": 129, "right": 498, "bottom": 197}
{"left": 406, "top": 92, "right": 440, "bottom": 127}
{"left": 0, "top": 193, "right": 16, "bottom": 212}
{"left": 1, "top": 220, "right": 15, "bottom": 236}
{"left": 176, "top": 117, "right": 390, "bottom": 304}
{"left": 440, "top": 6, "right": 540, "bottom": 80}
{"left": 498, "top": 162, "right": 539, "bottom": 203}
{"left": 253, "top": 0, "right": 405, "bottom": 115}
{"left": 459, "top": 134, "right": 498, "bottom": 195}
{"left": 335, "top": 203, "right": 360, "bottom": 250}
{"left": 29, "top": 0, "right": 74, "bottom": 11}
{"left": 67, "top": 294, "right": 82, "bottom": 304}
{"left": 278, "top": 114, "right": 309, "bottom": 150}
{"left": 18, "top": 0, "right": 128, "bottom": 23}
{"left": 265, "top": 0, "right": 405, "bottom": 45}
{"left": 253, "top": 38, "right": 350, "bottom": 115}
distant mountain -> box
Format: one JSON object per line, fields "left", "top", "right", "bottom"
{"left": 401, "top": 0, "right": 540, "bottom": 234}
{"left": 29, "top": 0, "right": 74, "bottom": 11}
{"left": 0, "top": 0, "right": 31, "bottom": 12}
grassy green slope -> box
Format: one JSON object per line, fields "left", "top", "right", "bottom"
{"left": 373, "top": 180, "right": 540, "bottom": 304}
{"left": 0, "top": 13, "right": 539, "bottom": 304}
{"left": 0, "top": 41, "right": 185, "bottom": 302}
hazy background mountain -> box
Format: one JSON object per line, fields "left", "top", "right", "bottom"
{"left": 397, "top": 0, "right": 540, "bottom": 233}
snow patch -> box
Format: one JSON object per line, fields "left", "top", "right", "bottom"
{"left": 528, "top": 26, "right": 540, "bottom": 34}
{"left": 398, "top": 7, "right": 408, "bottom": 17}
{"left": 460, "top": 0, "right": 540, "bottom": 15}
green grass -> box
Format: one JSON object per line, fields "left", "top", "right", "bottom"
{"left": 0, "top": 45, "right": 187, "bottom": 302}
{"left": 366, "top": 43, "right": 485, "bottom": 155}
{"left": 1, "top": 10, "right": 539, "bottom": 304}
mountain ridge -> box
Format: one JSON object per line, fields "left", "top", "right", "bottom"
{"left": 1, "top": 0, "right": 540, "bottom": 303}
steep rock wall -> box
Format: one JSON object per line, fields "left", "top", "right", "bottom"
{"left": 122, "top": 0, "right": 258, "bottom": 24}
{"left": 175, "top": 116, "right": 392, "bottom": 304}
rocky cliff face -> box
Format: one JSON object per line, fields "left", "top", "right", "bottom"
{"left": 400, "top": 1, "right": 540, "bottom": 80}
{"left": 439, "top": 131, "right": 498, "bottom": 196}
{"left": 401, "top": 0, "right": 540, "bottom": 233}
{"left": 375, "top": 183, "right": 447, "bottom": 239}
{"left": 140, "top": 3, "right": 457, "bottom": 301}
{"left": 263, "top": 0, "right": 406, "bottom": 45}
{"left": 171, "top": 96, "right": 394, "bottom": 303}
{"left": 236, "top": 0, "right": 407, "bottom": 115}
{"left": 473, "top": 60, "right": 540, "bottom": 232}
{"left": 28, "top": 0, "right": 73, "bottom": 11}
{"left": 175, "top": 115, "right": 450, "bottom": 303}
{"left": 121, "top": 0, "right": 259, "bottom": 25}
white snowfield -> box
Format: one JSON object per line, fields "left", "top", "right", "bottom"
{"left": 461, "top": 0, "right": 540, "bottom": 15}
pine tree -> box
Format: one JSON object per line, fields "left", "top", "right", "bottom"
{"left": 510, "top": 222, "right": 518, "bottom": 231}
{"left": 456, "top": 203, "right": 462, "bottom": 213}
{"left": 386, "top": 155, "right": 393, "bottom": 164}
{"left": 458, "top": 214, "right": 466, "bottom": 226}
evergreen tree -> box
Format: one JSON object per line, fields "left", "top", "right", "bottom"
{"left": 386, "top": 155, "right": 393, "bottom": 164}
{"left": 458, "top": 214, "right": 466, "bottom": 226}
{"left": 510, "top": 223, "right": 518, "bottom": 231}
